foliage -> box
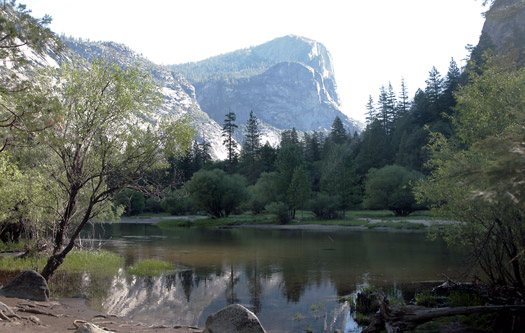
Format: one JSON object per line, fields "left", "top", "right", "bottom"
{"left": 127, "top": 259, "right": 174, "bottom": 277}
{"left": 363, "top": 165, "right": 424, "bottom": 216}
{"left": 186, "top": 169, "right": 248, "bottom": 218}
{"left": 222, "top": 111, "right": 238, "bottom": 170}
{"left": 0, "top": 249, "right": 123, "bottom": 276}
{"left": 309, "top": 192, "right": 341, "bottom": 219}
{"left": 160, "top": 189, "right": 196, "bottom": 215}
{"left": 416, "top": 56, "right": 525, "bottom": 287}
{"left": 0, "top": 1, "right": 63, "bottom": 151}
{"left": 287, "top": 166, "right": 311, "bottom": 218}
{"left": 22, "top": 58, "right": 194, "bottom": 280}
{"left": 265, "top": 202, "right": 290, "bottom": 224}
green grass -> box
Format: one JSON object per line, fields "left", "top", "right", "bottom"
{"left": 127, "top": 212, "right": 172, "bottom": 218}
{"left": 0, "top": 249, "right": 124, "bottom": 276}
{"left": 156, "top": 209, "right": 437, "bottom": 230}
{"left": 157, "top": 213, "right": 278, "bottom": 228}
{"left": 126, "top": 259, "right": 174, "bottom": 277}
{"left": 367, "top": 221, "right": 427, "bottom": 229}
{"left": 291, "top": 219, "right": 368, "bottom": 227}
{"left": 0, "top": 240, "right": 33, "bottom": 253}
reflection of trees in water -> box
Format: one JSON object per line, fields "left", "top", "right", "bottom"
{"left": 179, "top": 270, "right": 194, "bottom": 302}
{"left": 245, "top": 263, "right": 263, "bottom": 314}
{"left": 225, "top": 264, "right": 240, "bottom": 304}
{"left": 280, "top": 262, "right": 309, "bottom": 303}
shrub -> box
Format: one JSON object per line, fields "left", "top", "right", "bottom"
{"left": 265, "top": 202, "right": 290, "bottom": 224}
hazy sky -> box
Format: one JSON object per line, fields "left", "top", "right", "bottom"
{"left": 22, "top": 0, "right": 487, "bottom": 122}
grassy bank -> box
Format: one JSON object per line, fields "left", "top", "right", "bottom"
{"left": 155, "top": 210, "right": 433, "bottom": 230}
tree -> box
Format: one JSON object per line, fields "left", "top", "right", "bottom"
{"left": 240, "top": 110, "right": 260, "bottom": 184}
{"left": 416, "top": 56, "right": 525, "bottom": 287}
{"left": 34, "top": 59, "right": 193, "bottom": 280}
{"left": 222, "top": 111, "right": 238, "bottom": 170}
{"left": 363, "top": 165, "right": 424, "bottom": 216}
{"left": 286, "top": 166, "right": 310, "bottom": 219}
{"left": 320, "top": 144, "right": 360, "bottom": 216}
{"left": 397, "top": 78, "right": 410, "bottom": 115}
{"left": 328, "top": 116, "right": 346, "bottom": 145}
{"left": 186, "top": 169, "right": 248, "bottom": 218}
{"left": 0, "top": 2, "right": 62, "bottom": 151}
{"left": 365, "top": 95, "right": 377, "bottom": 124}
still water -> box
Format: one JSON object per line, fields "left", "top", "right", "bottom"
{"left": 83, "top": 223, "right": 465, "bottom": 332}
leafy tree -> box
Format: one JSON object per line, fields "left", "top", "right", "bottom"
{"left": 251, "top": 171, "right": 280, "bottom": 206}
{"left": 320, "top": 144, "right": 360, "bottom": 216}
{"left": 416, "top": 56, "right": 525, "bottom": 287}
{"left": 0, "top": 2, "right": 62, "bottom": 151}
{"left": 186, "top": 169, "right": 248, "bottom": 218}
{"left": 32, "top": 59, "right": 194, "bottom": 280}
{"left": 222, "top": 111, "right": 238, "bottom": 170}
{"left": 286, "top": 166, "right": 310, "bottom": 219}
{"left": 363, "top": 165, "right": 424, "bottom": 216}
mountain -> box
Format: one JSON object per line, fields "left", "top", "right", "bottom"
{"left": 170, "top": 35, "right": 360, "bottom": 139}
{"left": 63, "top": 39, "right": 229, "bottom": 160}
{"left": 478, "top": 0, "right": 525, "bottom": 62}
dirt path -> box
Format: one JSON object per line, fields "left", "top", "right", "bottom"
{"left": 0, "top": 296, "right": 202, "bottom": 332}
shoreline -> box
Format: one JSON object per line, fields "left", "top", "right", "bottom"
{"left": 114, "top": 214, "right": 454, "bottom": 229}
{"left": 0, "top": 295, "right": 203, "bottom": 332}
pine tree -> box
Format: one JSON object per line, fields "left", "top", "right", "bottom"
{"left": 329, "top": 116, "right": 347, "bottom": 145}
{"left": 397, "top": 78, "right": 410, "bottom": 115}
{"left": 365, "top": 95, "right": 377, "bottom": 124}
{"left": 222, "top": 111, "right": 238, "bottom": 170}
{"left": 244, "top": 110, "right": 260, "bottom": 163}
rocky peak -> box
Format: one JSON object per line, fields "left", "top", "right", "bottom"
{"left": 481, "top": 0, "right": 525, "bottom": 53}
{"left": 172, "top": 35, "right": 359, "bottom": 140}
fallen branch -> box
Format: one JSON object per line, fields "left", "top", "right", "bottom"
{"left": 17, "top": 307, "right": 59, "bottom": 317}
{"left": 364, "top": 292, "right": 525, "bottom": 332}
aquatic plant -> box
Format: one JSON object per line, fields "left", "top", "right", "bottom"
{"left": 126, "top": 259, "right": 174, "bottom": 277}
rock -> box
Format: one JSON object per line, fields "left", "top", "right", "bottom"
{"left": 75, "top": 322, "right": 107, "bottom": 333}
{"left": 204, "top": 304, "right": 266, "bottom": 333}
{"left": 0, "top": 270, "right": 50, "bottom": 301}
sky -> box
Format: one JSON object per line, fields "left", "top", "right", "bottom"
{"left": 21, "top": 0, "right": 487, "bottom": 123}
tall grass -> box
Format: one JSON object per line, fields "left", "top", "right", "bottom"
{"left": 127, "top": 259, "right": 174, "bottom": 277}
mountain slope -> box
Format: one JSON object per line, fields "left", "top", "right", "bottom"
{"left": 171, "top": 35, "right": 360, "bottom": 137}
{"left": 64, "top": 39, "right": 228, "bottom": 159}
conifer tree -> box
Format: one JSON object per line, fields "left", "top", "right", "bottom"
{"left": 397, "top": 78, "right": 410, "bottom": 115}
{"left": 328, "top": 116, "right": 346, "bottom": 145}
{"left": 365, "top": 95, "right": 376, "bottom": 124}
{"left": 222, "top": 111, "right": 238, "bottom": 170}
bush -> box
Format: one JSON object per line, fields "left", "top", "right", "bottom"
{"left": 309, "top": 193, "right": 340, "bottom": 219}
{"left": 363, "top": 165, "right": 424, "bottom": 216}
{"left": 266, "top": 202, "right": 290, "bottom": 224}
{"left": 161, "top": 190, "right": 196, "bottom": 215}
{"left": 186, "top": 169, "right": 248, "bottom": 218}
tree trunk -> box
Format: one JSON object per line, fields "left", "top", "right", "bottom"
{"left": 363, "top": 292, "right": 525, "bottom": 333}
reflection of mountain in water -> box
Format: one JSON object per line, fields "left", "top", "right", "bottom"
{"left": 82, "top": 224, "right": 466, "bottom": 331}
{"left": 99, "top": 264, "right": 354, "bottom": 332}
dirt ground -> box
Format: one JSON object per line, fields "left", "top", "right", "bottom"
{"left": 0, "top": 296, "right": 203, "bottom": 332}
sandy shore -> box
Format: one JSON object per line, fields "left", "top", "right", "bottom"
{"left": 0, "top": 296, "right": 202, "bottom": 332}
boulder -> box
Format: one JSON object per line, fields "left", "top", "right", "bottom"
{"left": 0, "top": 270, "right": 50, "bottom": 301}
{"left": 204, "top": 304, "right": 266, "bottom": 333}
{"left": 74, "top": 322, "right": 107, "bottom": 333}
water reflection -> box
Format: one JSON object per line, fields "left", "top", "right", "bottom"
{"left": 79, "top": 224, "right": 465, "bottom": 332}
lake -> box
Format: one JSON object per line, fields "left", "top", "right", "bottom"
{"left": 81, "top": 223, "right": 465, "bottom": 332}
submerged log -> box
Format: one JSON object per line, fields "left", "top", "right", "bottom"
{"left": 363, "top": 292, "right": 525, "bottom": 333}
